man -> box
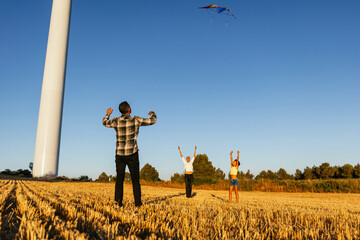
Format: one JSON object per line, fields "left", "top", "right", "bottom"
{"left": 103, "top": 101, "right": 157, "bottom": 207}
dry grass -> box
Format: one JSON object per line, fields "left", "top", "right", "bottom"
{"left": 1, "top": 180, "right": 359, "bottom": 239}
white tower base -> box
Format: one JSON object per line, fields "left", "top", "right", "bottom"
{"left": 33, "top": 0, "right": 72, "bottom": 178}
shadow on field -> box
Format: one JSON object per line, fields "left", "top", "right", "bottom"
{"left": 211, "top": 194, "right": 227, "bottom": 203}
{"left": 145, "top": 193, "right": 186, "bottom": 204}
{"left": 0, "top": 182, "right": 21, "bottom": 240}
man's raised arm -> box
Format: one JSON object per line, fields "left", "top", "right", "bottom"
{"left": 102, "top": 108, "right": 117, "bottom": 128}
{"left": 139, "top": 111, "right": 157, "bottom": 126}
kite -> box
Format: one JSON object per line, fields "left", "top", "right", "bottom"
{"left": 199, "top": 4, "right": 236, "bottom": 19}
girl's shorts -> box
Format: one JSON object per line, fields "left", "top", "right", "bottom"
{"left": 230, "top": 178, "right": 239, "bottom": 187}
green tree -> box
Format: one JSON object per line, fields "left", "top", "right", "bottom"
{"left": 277, "top": 168, "right": 292, "bottom": 180}
{"left": 330, "top": 166, "right": 338, "bottom": 179}
{"left": 268, "top": 170, "right": 278, "bottom": 180}
{"left": 215, "top": 168, "right": 225, "bottom": 180}
{"left": 193, "top": 154, "right": 216, "bottom": 184}
{"left": 255, "top": 170, "right": 267, "bottom": 180}
{"left": 316, "top": 162, "right": 336, "bottom": 179}
{"left": 124, "top": 172, "right": 131, "bottom": 182}
{"left": 54, "top": 176, "right": 70, "bottom": 181}
{"left": 311, "top": 166, "right": 319, "bottom": 179}
{"left": 237, "top": 171, "right": 246, "bottom": 180}
{"left": 79, "top": 175, "right": 90, "bottom": 182}
{"left": 353, "top": 164, "right": 360, "bottom": 178}
{"left": 303, "top": 167, "right": 314, "bottom": 180}
{"left": 140, "top": 163, "right": 159, "bottom": 182}
{"left": 109, "top": 175, "right": 116, "bottom": 182}
{"left": 170, "top": 173, "right": 184, "bottom": 183}
{"left": 332, "top": 166, "right": 340, "bottom": 178}
{"left": 340, "top": 164, "right": 354, "bottom": 178}
{"left": 16, "top": 169, "right": 32, "bottom": 177}
{"left": 245, "top": 170, "right": 254, "bottom": 180}
{"left": 238, "top": 169, "right": 254, "bottom": 180}
{"left": 98, "top": 172, "right": 109, "bottom": 182}
{"left": 1, "top": 169, "right": 11, "bottom": 175}
{"left": 255, "top": 170, "right": 278, "bottom": 180}
{"left": 294, "top": 169, "right": 303, "bottom": 180}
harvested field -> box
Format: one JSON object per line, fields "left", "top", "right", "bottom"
{"left": 0, "top": 180, "right": 359, "bottom": 239}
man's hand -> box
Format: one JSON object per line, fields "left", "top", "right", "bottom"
{"left": 107, "top": 108, "right": 113, "bottom": 115}
{"left": 178, "top": 146, "right": 181, "bottom": 150}
{"left": 230, "top": 151, "right": 233, "bottom": 155}
{"left": 148, "top": 111, "right": 154, "bottom": 115}
{"left": 237, "top": 151, "right": 240, "bottom": 154}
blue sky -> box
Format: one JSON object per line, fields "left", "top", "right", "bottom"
{"left": 1, "top": 0, "right": 359, "bottom": 180}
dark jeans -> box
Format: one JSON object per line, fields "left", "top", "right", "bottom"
{"left": 115, "top": 152, "right": 142, "bottom": 206}
{"left": 185, "top": 174, "right": 193, "bottom": 198}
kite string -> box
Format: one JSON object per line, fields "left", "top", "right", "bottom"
{"left": 208, "top": 16, "right": 213, "bottom": 33}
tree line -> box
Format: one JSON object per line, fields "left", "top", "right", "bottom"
{"left": 97, "top": 163, "right": 160, "bottom": 183}
{"left": 0, "top": 169, "right": 32, "bottom": 178}
{"left": 2, "top": 158, "right": 359, "bottom": 184}
{"left": 170, "top": 156, "right": 360, "bottom": 184}
{"left": 255, "top": 162, "right": 360, "bottom": 180}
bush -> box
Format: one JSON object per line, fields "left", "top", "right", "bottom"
{"left": 98, "top": 172, "right": 109, "bottom": 182}
{"left": 171, "top": 173, "right": 184, "bottom": 183}
{"left": 140, "top": 163, "right": 159, "bottom": 182}
{"left": 54, "top": 176, "right": 70, "bottom": 181}
{"left": 193, "top": 177, "right": 216, "bottom": 186}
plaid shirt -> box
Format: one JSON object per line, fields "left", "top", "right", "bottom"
{"left": 103, "top": 112, "right": 157, "bottom": 156}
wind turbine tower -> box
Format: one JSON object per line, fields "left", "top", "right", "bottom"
{"left": 33, "top": 0, "right": 72, "bottom": 178}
